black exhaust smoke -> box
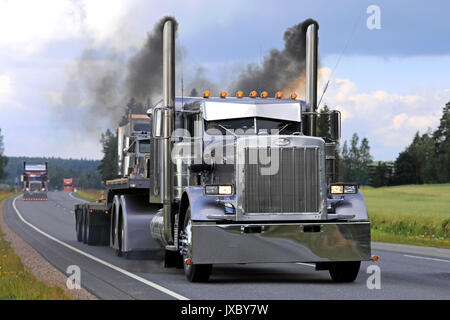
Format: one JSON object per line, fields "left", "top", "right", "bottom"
{"left": 229, "top": 18, "right": 319, "bottom": 97}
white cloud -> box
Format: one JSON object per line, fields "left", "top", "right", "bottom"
{"left": 0, "top": 74, "right": 12, "bottom": 96}
{"left": 318, "top": 67, "right": 449, "bottom": 151}
{"left": 0, "top": 0, "right": 143, "bottom": 56}
{"left": 0, "top": 0, "right": 83, "bottom": 54}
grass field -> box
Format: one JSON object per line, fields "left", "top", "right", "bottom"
{"left": 361, "top": 184, "right": 450, "bottom": 249}
{"left": 0, "top": 191, "right": 70, "bottom": 299}
{"left": 75, "top": 189, "right": 105, "bottom": 202}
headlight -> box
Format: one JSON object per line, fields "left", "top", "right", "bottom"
{"left": 330, "top": 184, "right": 358, "bottom": 195}
{"left": 204, "top": 185, "right": 233, "bottom": 196}
{"left": 205, "top": 185, "right": 218, "bottom": 195}
{"left": 344, "top": 185, "right": 356, "bottom": 194}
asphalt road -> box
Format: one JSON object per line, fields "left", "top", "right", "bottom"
{"left": 3, "top": 191, "right": 450, "bottom": 300}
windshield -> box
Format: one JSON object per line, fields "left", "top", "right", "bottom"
{"left": 139, "top": 140, "right": 150, "bottom": 153}
{"left": 204, "top": 117, "right": 300, "bottom": 135}
{"left": 29, "top": 182, "right": 42, "bottom": 192}
{"left": 133, "top": 121, "right": 151, "bottom": 132}
{"left": 28, "top": 176, "right": 43, "bottom": 182}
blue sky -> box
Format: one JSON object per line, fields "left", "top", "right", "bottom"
{"left": 0, "top": 0, "right": 449, "bottom": 160}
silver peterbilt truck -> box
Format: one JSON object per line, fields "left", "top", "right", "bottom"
{"left": 74, "top": 18, "right": 371, "bottom": 283}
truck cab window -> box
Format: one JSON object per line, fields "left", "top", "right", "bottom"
{"left": 133, "top": 121, "right": 151, "bottom": 133}
{"left": 204, "top": 117, "right": 300, "bottom": 135}
{"left": 256, "top": 118, "right": 300, "bottom": 135}
{"left": 205, "top": 118, "right": 255, "bottom": 135}
{"left": 139, "top": 140, "right": 151, "bottom": 153}
{"left": 185, "top": 113, "right": 201, "bottom": 138}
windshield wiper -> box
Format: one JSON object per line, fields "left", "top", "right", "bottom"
{"left": 216, "top": 124, "right": 238, "bottom": 137}
{"left": 277, "top": 123, "right": 290, "bottom": 134}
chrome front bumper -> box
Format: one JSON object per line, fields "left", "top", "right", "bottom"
{"left": 191, "top": 221, "right": 371, "bottom": 264}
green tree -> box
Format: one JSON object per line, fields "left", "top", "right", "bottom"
{"left": 190, "top": 88, "right": 198, "bottom": 97}
{"left": 98, "top": 129, "right": 118, "bottom": 181}
{"left": 338, "top": 133, "right": 372, "bottom": 185}
{"left": 359, "top": 137, "right": 373, "bottom": 184}
{"left": 393, "top": 131, "right": 437, "bottom": 185}
{"left": 371, "top": 162, "right": 389, "bottom": 187}
{"left": 394, "top": 150, "right": 417, "bottom": 185}
{"left": 0, "top": 128, "right": 8, "bottom": 180}
{"left": 433, "top": 101, "right": 450, "bottom": 182}
{"left": 317, "top": 104, "right": 331, "bottom": 140}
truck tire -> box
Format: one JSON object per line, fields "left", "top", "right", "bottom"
{"left": 81, "top": 208, "right": 87, "bottom": 244}
{"left": 85, "top": 212, "right": 97, "bottom": 246}
{"left": 115, "top": 213, "right": 124, "bottom": 257}
{"left": 181, "top": 207, "right": 212, "bottom": 282}
{"left": 75, "top": 208, "right": 82, "bottom": 242}
{"left": 328, "top": 261, "right": 361, "bottom": 282}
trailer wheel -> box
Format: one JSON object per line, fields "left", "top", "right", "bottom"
{"left": 115, "top": 212, "right": 124, "bottom": 257}
{"left": 76, "top": 209, "right": 82, "bottom": 242}
{"left": 328, "top": 261, "right": 361, "bottom": 282}
{"left": 81, "top": 208, "right": 87, "bottom": 244}
{"left": 85, "top": 212, "right": 97, "bottom": 245}
{"left": 181, "top": 207, "right": 212, "bottom": 282}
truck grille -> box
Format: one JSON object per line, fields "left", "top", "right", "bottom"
{"left": 243, "top": 147, "right": 320, "bottom": 214}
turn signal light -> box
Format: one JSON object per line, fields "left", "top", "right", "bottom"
{"left": 261, "top": 91, "right": 268, "bottom": 99}
{"left": 220, "top": 91, "right": 227, "bottom": 98}
{"left": 250, "top": 91, "right": 257, "bottom": 98}
{"left": 275, "top": 91, "right": 283, "bottom": 99}
{"left": 236, "top": 91, "right": 244, "bottom": 98}
{"left": 372, "top": 256, "right": 379, "bottom": 262}
{"left": 203, "top": 91, "right": 210, "bottom": 98}
{"left": 330, "top": 185, "right": 343, "bottom": 194}
{"left": 291, "top": 93, "right": 297, "bottom": 100}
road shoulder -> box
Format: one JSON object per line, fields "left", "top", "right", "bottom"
{"left": 0, "top": 196, "right": 97, "bottom": 300}
{"left": 372, "top": 241, "right": 450, "bottom": 259}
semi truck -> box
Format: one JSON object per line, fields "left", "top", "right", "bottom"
{"left": 22, "top": 162, "right": 48, "bottom": 200}
{"left": 74, "top": 18, "right": 372, "bottom": 283}
{"left": 63, "top": 178, "right": 74, "bottom": 192}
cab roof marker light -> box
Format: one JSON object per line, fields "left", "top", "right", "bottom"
{"left": 261, "top": 91, "right": 268, "bottom": 99}
{"left": 203, "top": 91, "right": 210, "bottom": 98}
{"left": 275, "top": 91, "right": 283, "bottom": 99}
{"left": 250, "top": 91, "right": 257, "bottom": 98}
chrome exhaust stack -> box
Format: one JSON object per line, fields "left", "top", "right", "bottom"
{"left": 305, "top": 21, "right": 319, "bottom": 136}
{"left": 160, "top": 18, "right": 176, "bottom": 245}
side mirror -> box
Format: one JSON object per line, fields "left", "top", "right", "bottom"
{"left": 152, "top": 107, "right": 173, "bottom": 138}
{"left": 330, "top": 110, "right": 341, "bottom": 141}
{"left": 146, "top": 108, "right": 153, "bottom": 117}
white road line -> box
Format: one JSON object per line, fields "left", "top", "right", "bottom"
{"left": 68, "top": 192, "right": 89, "bottom": 203}
{"left": 404, "top": 254, "right": 450, "bottom": 263}
{"left": 12, "top": 195, "right": 188, "bottom": 300}
{"left": 296, "top": 263, "right": 315, "bottom": 267}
